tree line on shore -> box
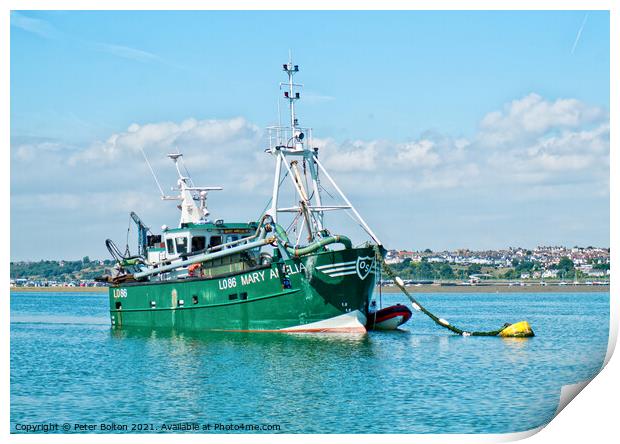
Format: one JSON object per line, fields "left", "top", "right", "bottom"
{"left": 10, "top": 257, "right": 114, "bottom": 281}
{"left": 387, "top": 256, "right": 609, "bottom": 281}
{"left": 11, "top": 255, "right": 610, "bottom": 282}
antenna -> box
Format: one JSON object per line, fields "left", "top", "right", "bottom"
{"left": 139, "top": 146, "right": 166, "bottom": 197}
{"left": 167, "top": 152, "right": 186, "bottom": 179}
{"left": 281, "top": 55, "right": 302, "bottom": 130}
{"left": 277, "top": 95, "right": 281, "bottom": 128}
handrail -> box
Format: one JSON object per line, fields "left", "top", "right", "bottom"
{"left": 133, "top": 236, "right": 275, "bottom": 280}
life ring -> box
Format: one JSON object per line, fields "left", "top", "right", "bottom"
{"left": 188, "top": 263, "right": 201, "bottom": 277}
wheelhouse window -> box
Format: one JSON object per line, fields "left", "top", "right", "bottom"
{"left": 191, "top": 236, "right": 206, "bottom": 252}
{"left": 175, "top": 237, "right": 188, "bottom": 254}
{"left": 225, "top": 234, "right": 239, "bottom": 243}
{"left": 209, "top": 236, "right": 223, "bottom": 248}
{"left": 166, "top": 239, "right": 175, "bottom": 255}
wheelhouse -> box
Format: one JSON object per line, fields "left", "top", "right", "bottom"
{"left": 149, "top": 222, "right": 254, "bottom": 260}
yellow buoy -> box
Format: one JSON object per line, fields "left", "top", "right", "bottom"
{"left": 499, "top": 321, "right": 535, "bottom": 338}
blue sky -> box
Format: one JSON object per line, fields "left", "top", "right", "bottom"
{"left": 10, "top": 10, "right": 610, "bottom": 260}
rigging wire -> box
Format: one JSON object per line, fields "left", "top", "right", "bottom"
{"left": 286, "top": 211, "right": 302, "bottom": 234}
{"left": 139, "top": 146, "right": 166, "bottom": 197}
{"left": 318, "top": 182, "right": 336, "bottom": 200}
{"left": 319, "top": 182, "right": 373, "bottom": 242}
{"left": 258, "top": 170, "right": 290, "bottom": 217}
{"left": 176, "top": 146, "right": 195, "bottom": 188}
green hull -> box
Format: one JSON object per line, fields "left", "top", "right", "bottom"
{"left": 109, "top": 247, "right": 376, "bottom": 332}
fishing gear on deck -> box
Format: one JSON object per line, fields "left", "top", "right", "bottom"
{"left": 373, "top": 246, "right": 534, "bottom": 338}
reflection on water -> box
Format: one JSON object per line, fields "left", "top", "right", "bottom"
{"left": 11, "top": 315, "right": 109, "bottom": 326}
{"left": 112, "top": 326, "right": 370, "bottom": 344}
{"left": 10, "top": 291, "right": 609, "bottom": 434}
{"left": 500, "top": 337, "right": 534, "bottom": 366}
{"left": 501, "top": 337, "right": 532, "bottom": 351}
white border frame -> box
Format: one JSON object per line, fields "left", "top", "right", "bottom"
{"left": 3, "top": 2, "right": 615, "bottom": 443}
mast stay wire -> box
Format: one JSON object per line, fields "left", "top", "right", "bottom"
{"left": 318, "top": 182, "right": 369, "bottom": 241}
{"left": 259, "top": 170, "right": 290, "bottom": 217}
{"left": 139, "top": 146, "right": 166, "bottom": 198}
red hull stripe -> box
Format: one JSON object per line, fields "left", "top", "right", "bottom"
{"left": 215, "top": 327, "right": 367, "bottom": 334}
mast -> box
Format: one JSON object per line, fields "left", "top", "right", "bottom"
{"left": 265, "top": 57, "right": 382, "bottom": 246}
{"left": 159, "top": 153, "right": 223, "bottom": 227}
{"left": 283, "top": 54, "right": 300, "bottom": 130}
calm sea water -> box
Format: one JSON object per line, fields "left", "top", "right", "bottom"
{"left": 11, "top": 290, "right": 608, "bottom": 434}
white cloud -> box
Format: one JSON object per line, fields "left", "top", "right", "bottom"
{"left": 478, "top": 93, "right": 607, "bottom": 148}
{"left": 11, "top": 191, "right": 156, "bottom": 214}
{"left": 317, "top": 133, "right": 478, "bottom": 191}
{"left": 395, "top": 140, "right": 441, "bottom": 167}
{"left": 68, "top": 117, "right": 261, "bottom": 167}
{"left": 321, "top": 139, "right": 380, "bottom": 172}
{"left": 13, "top": 141, "right": 65, "bottom": 162}
{"left": 93, "top": 42, "right": 162, "bottom": 63}
{"left": 11, "top": 12, "right": 59, "bottom": 39}
{"left": 10, "top": 93, "right": 609, "bottom": 258}
{"left": 487, "top": 122, "right": 609, "bottom": 186}
{"left": 316, "top": 94, "right": 608, "bottom": 194}
{"left": 14, "top": 93, "right": 609, "bottom": 202}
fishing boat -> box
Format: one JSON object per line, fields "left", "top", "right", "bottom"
{"left": 99, "top": 59, "right": 390, "bottom": 333}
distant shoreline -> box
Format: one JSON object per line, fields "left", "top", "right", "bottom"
{"left": 379, "top": 284, "right": 609, "bottom": 293}
{"left": 10, "top": 284, "right": 609, "bottom": 294}
{"left": 11, "top": 286, "right": 107, "bottom": 293}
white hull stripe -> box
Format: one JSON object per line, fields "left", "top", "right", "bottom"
{"left": 324, "top": 265, "right": 356, "bottom": 273}
{"left": 319, "top": 267, "right": 380, "bottom": 278}
{"left": 329, "top": 270, "right": 358, "bottom": 277}
{"left": 316, "top": 261, "right": 357, "bottom": 270}
{"left": 280, "top": 310, "right": 367, "bottom": 333}
{"left": 316, "top": 260, "right": 379, "bottom": 279}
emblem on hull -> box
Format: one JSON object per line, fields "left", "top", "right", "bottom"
{"left": 356, "top": 256, "right": 375, "bottom": 280}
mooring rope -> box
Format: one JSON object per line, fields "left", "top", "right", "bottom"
{"left": 373, "top": 246, "right": 534, "bottom": 337}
